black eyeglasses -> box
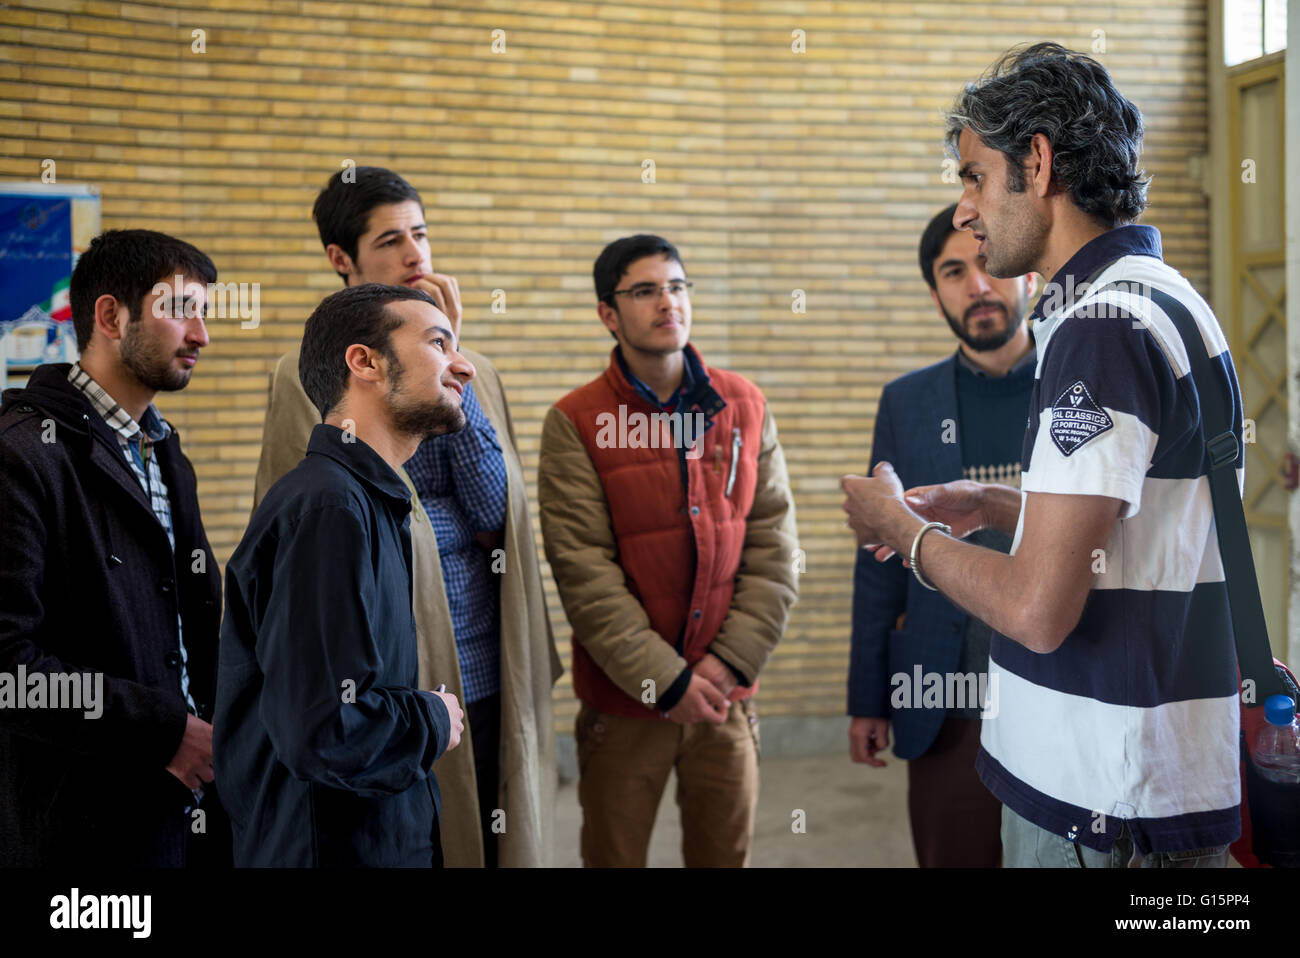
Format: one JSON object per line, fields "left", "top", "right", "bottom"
{"left": 611, "top": 281, "right": 694, "bottom": 303}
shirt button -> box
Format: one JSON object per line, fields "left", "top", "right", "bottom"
{"left": 165, "top": 651, "right": 181, "bottom": 668}
{"left": 160, "top": 578, "right": 174, "bottom": 593}
{"left": 692, "top": 609, "right": 702, "bottom": 620}
{"left": 690, "top": 506, "right": 700, "bottom": 516}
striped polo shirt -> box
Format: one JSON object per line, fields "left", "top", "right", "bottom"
{"left": 976, "top": 225, "right": 1243, "bottom": 855}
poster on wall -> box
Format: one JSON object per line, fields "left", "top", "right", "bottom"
{"left": 0, "top": 183, "right": 101, "bottom": 388}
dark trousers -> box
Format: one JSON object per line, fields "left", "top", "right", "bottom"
{"left": 466, "top": 692, "right": 501, "bottom": 869}
{"left": 186, "top": 779, "right": 235, "bottom": 868}
{"left": 906, "top": 717, "right": 1002, "bottom": 867}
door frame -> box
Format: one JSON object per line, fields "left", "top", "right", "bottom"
{"left": 1209, "top": 0, "right": 1295, "bottom": 667}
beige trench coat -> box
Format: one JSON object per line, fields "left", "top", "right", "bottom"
{"left": 251, "top": 346, "right": 561, "bottom": 867}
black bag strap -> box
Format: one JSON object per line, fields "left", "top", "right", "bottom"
{"left": 1138, "top": 286, "right": 1287, "bottom": 703}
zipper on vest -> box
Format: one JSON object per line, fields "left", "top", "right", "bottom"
{"left": 725, "top": 427, "right": 742, "bottom": 497}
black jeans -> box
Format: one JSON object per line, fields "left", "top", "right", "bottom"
{"left": 466, "top": 692, "right": 501, "bottom": 869}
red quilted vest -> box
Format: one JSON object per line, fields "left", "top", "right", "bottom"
{"left": 553, "top": 345, "right": 769, "bottom": 718}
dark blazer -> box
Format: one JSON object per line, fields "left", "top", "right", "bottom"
{"left": 0, "top": 363, "right": 227, "bottom": 866}
{"left": 848, "top": 355, "right": 971, "bottom": 761}
{"left": 216, "top": 424, "right": 452, "bottom": 867}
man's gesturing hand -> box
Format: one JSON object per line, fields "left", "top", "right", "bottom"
{"left": 849, "top": 717, "right": 890, "bottom": 768}
{"left": 903, "top": 479, "right": 989, "bottom": 540}
{"left": 412, "top": 274, "right": 463, "bottom": 342}
{"left": 431, "top": 689, "right": 465, "bottom": 752}
{"left": 166, "top": 713, "right": 215, "bottom": 790}
{"left": 841, "top": 462, "right": 908, "bottom": 558}
{"left": 666, "top": 671, "right": 729, "bottom": 725}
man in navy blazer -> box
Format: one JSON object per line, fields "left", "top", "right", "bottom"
{"left": 848, "top": 204, "right": 1035, "bottom": 867}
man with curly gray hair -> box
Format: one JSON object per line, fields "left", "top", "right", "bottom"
{"left": 842, "top": 42, "right": 1242, "bottom": 868}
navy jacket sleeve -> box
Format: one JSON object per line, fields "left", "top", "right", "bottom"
{"left": 847, "top": 385, "right": 909, "bottom": 718}
{"left": 256, "top": 505, "right": 450, "bottom": 797}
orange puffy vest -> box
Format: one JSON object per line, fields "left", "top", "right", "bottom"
{"left": 553, "top": 345, "right": 769, "bottom": 718}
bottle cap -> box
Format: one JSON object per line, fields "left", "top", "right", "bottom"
{"left": 1264, "top": 694, "right": 1296, "bottom": 726}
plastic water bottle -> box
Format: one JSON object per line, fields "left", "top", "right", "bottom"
{"left": 1253, "top": 694, "right": 1300, "bottom": 785}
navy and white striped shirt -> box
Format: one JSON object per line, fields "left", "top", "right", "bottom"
{"left": 976, "top": 226, "right": 1242, "bottom": 855}
{"left": 404, "top": 381, "right": 507, "bottom": 702}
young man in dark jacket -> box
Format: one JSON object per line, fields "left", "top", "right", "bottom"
{"left": 215, "top": 284, "right": 468, "bottom": 866}
{"left": 848, "top": 204, "right": 1035, "bottom": 867}
{"left": 252, "top": 167, "right": 561, "bottom": 868}
{"left": 0, "top": 229, "right": 230, "bottom": 867}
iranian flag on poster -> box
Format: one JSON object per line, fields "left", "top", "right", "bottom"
{"left": 46, "top": 276, "right": 71, "bottom": 321}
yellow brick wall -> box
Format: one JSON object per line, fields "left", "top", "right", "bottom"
{"left": 2, "top": 0, "right": 1210, "bottom": 727}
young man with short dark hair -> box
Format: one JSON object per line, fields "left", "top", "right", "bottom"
{"left": 843, "top": 43, "right": 1243, "bottom": 867}
{"left": 216, "top": 283, "right": 469, "bottom": 867}
{"left": 539, "top": 234, "right": 799, "bottom": 867}
{"left": 253, "top": 166, "right": 560, "bottom": 867}
{"left": 0, "top": 229, "right": 229, "bottom": 866}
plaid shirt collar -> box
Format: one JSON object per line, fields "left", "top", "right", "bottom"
{"left": 67, "top": 362, "right": 171, "bottom": 445}
{"left": 614, "top": 343, "right": 724, "bottom": 418}
{"left": 615, "top": 344, "right": 695, "bottom": 411}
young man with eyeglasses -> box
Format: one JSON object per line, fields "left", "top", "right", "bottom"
{"left": 538, "top": 234, "right": 799, "bottom": 867}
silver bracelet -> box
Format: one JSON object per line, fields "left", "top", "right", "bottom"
{"left": 909, "top": 521, "right": 951, "bottom": 591}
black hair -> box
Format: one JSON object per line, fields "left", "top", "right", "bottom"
{"left": 311, "top": 166, "right": 424, "bottom": 283}
{"left": 69, "top": 229, "right": 217, "bottom": 352}
{"left": 298, "top": 283, "right": 437, "bottom": 419}
{"left": 945, "top": 42, "right": 1150, "bottom": 228}
{"left": 592, "top": 234, "right": 685, "bottom": 308}
{"left": 918, "top": 204, "right": 960, "bottom": 289}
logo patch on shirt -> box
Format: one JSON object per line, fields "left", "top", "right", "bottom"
{"left": 1049, "top": 380, "right": 1113, "bottom": 457}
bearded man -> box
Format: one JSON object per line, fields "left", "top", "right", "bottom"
{"left": 846, "top": 203, "right": 1035, "bottom": 867}
{"left": 215, "top": 284, "right": 468, "bottom": 867}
